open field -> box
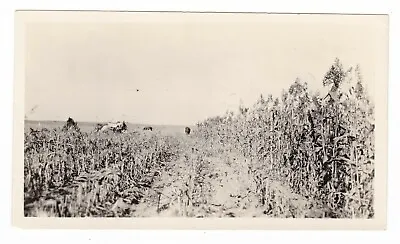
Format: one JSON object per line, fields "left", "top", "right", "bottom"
{"left": 23, "top": 60, "right": 376, "bottom": 218}
{"left": 25, "top": 120, "right": 191, "bottom": 136}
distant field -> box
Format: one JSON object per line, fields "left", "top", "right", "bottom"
{"left": 24, "top": 120, "right": 193, "bottom": 135}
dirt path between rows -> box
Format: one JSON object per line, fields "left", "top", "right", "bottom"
{"left": 131, "top": 135, "right": 312, "bottom": 218}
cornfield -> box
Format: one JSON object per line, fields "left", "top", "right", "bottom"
{"left": 195, "top": 58, "right": 375, "bottom": 218}
{"left": 24, "top": 128, "right": 180, "bottom": 217}
{"left": 24, "top": 58, "right": 375, "bottom": 218}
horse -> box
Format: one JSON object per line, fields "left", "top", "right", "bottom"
{"left": 185, "top": 127, "right": 191, "bottom": 135}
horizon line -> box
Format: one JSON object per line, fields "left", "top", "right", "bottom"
{"left": 24, "top": 119, "right": 196, "bottom": 127}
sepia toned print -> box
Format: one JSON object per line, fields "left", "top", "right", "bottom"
{"left": 13, "top": 11, "right": 388, "bottom": 229}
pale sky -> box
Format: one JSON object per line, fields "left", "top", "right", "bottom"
{"left": 24, "top": 13, "right": 386, "bottom": 125}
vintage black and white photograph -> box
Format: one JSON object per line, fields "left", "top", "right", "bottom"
{"left": 13, "top": 11, "right": 388, "bottom": 229}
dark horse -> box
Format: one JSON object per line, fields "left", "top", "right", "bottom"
{"left": 143, "top": 126, "right": 153, "bottom": 131}
{"left": 185, "top": 127, "right": 191, "bottom": 135}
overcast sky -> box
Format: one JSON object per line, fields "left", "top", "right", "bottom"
{"left": 24, "top": 13, "right": 386, "bottom": 125}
